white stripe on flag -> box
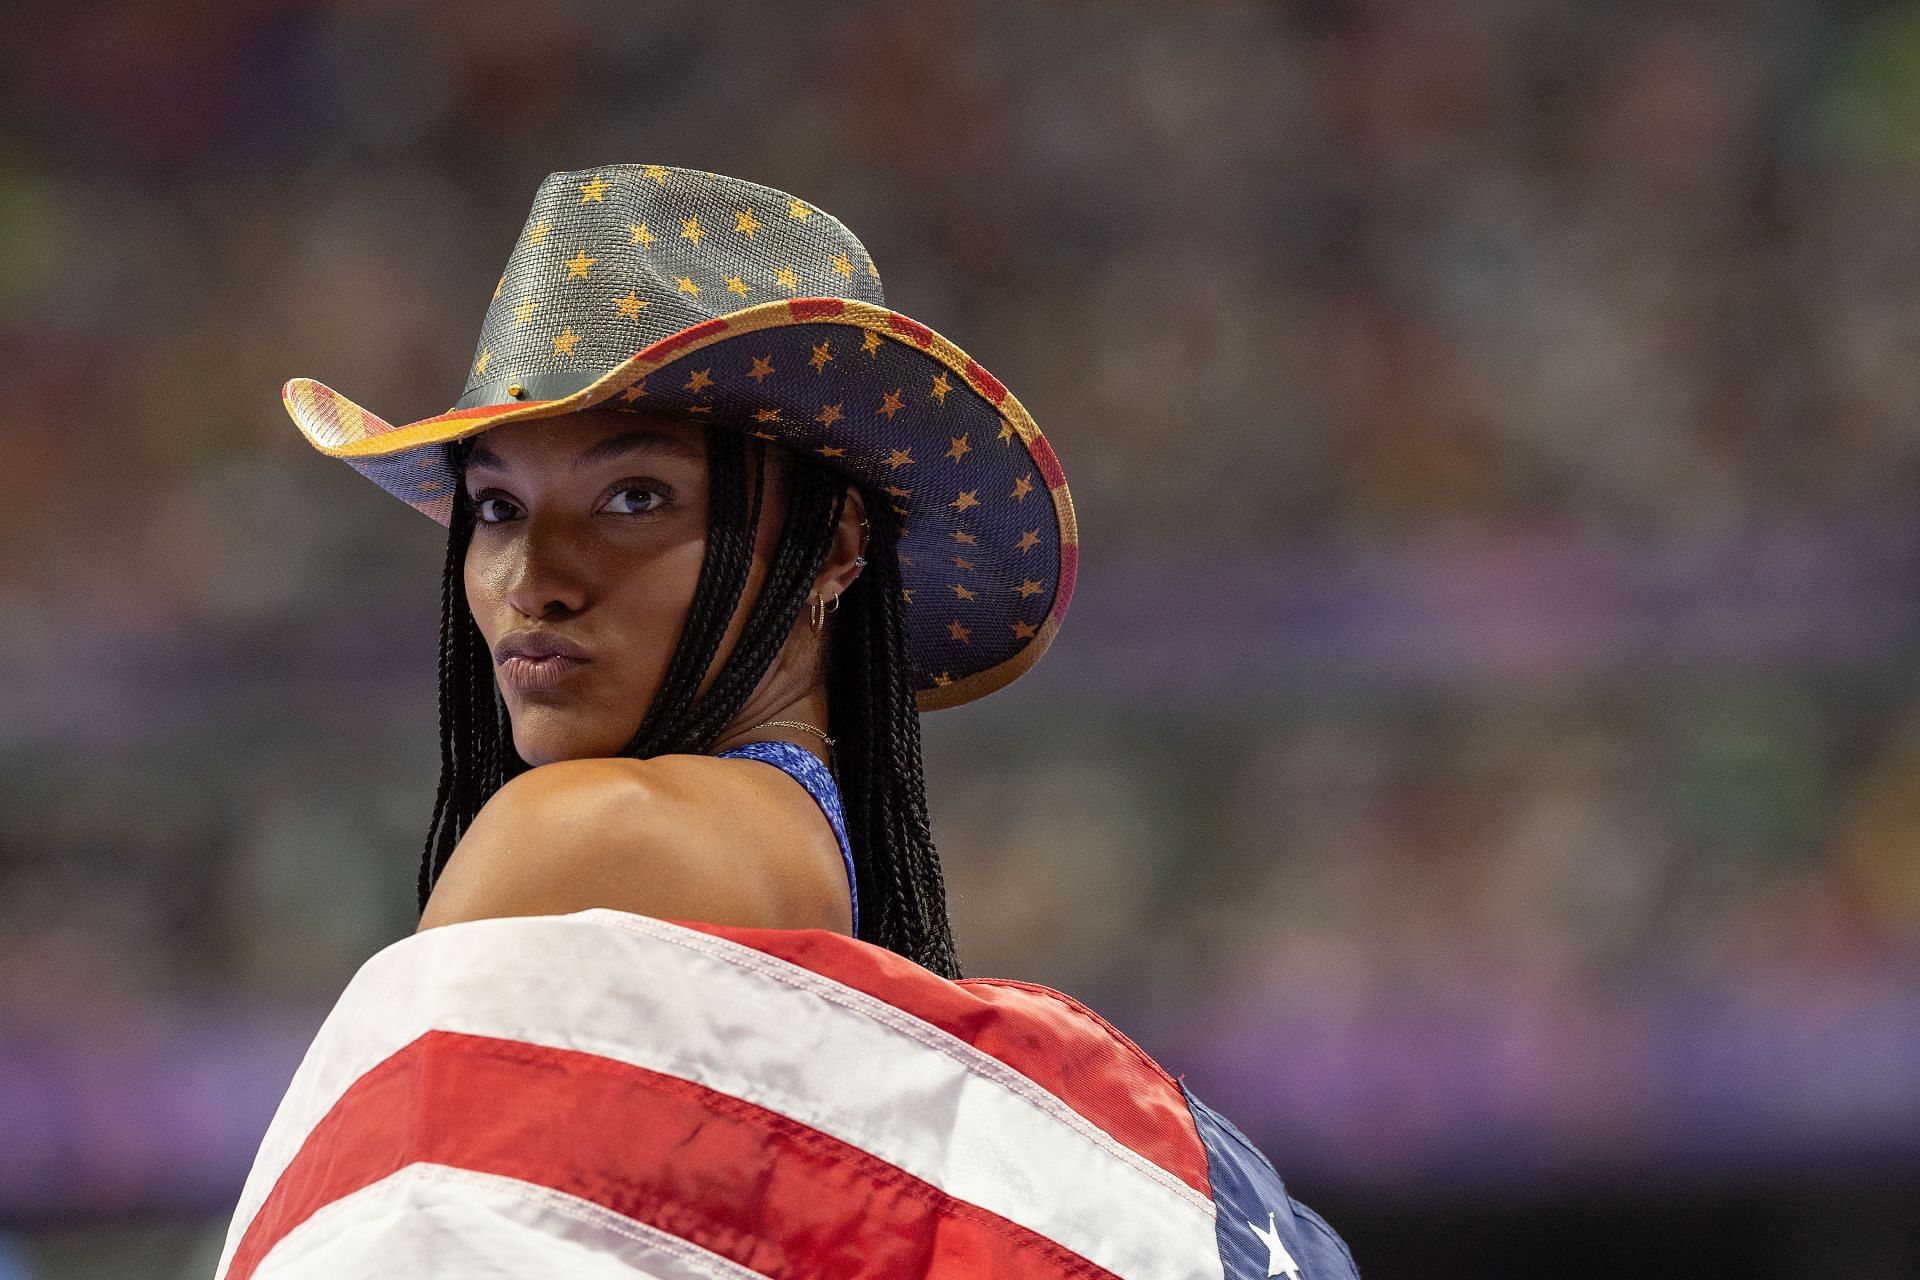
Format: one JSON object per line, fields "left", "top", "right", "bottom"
{"left": 255, "top": 1163, "right": 763, "bottom": 1279}
{"left": 219, "top": 910, "right": 1220, "bottom": 1280}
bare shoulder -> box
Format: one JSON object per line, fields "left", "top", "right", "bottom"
{"left": 415, "top": 754, "right": 852, "bottom": 935}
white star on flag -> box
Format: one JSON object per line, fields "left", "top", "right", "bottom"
{"left": 1251, "top": 1210, "right": 1303, "bottom": 1279}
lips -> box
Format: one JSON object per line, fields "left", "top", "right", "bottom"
{"left": 495, "top": 631, "right": 591, "bottom": 664}
{"left": 494, "top": 631, "right": 592, "bottom": 694}
{"left": 499, "top": 652, "right": 589, "bottom": 693}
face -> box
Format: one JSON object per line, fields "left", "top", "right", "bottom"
{"left": 461, "top": 406, "right": 799, "bottom": 765}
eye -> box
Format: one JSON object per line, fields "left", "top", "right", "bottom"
{"left": 602, "top": 482, "right": 672, "bottom": 517}
{"left": 472, "top": 492, "right": 518, "bottom": 524}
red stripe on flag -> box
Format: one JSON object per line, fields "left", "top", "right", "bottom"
{"left": 887, "top": 313, "right": 933, "bottom": 346}
{"left": 229, "top": 1031, "right": 1116, "bottom": 1280}
{"left": 641, "top": 318, "right": 730, "bottom": 360}
{"left": 789, "top": 297, "right": 848, "bottom": 320}
{"left": 670, "top": 924, "right": 1211, "bottom": 1196}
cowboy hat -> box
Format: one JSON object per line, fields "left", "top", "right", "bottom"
{"left": 282, "top": 164, "right": 1076, "bottom": 711}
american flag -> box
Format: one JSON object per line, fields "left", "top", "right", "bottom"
{"left": 216, "top": 909, "right": 1359, "bottom": 1279}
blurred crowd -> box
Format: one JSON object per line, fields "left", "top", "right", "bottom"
{"left": 5, "top": 0, "right": 1920, "bottom": 1247}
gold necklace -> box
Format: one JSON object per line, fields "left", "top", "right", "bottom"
{"left": 741, "top": 717, "right": 836, "bottom": 748}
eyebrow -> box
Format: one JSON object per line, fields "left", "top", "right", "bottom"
{"left": 464, "top": 427, "right": 706, "bottom": 473}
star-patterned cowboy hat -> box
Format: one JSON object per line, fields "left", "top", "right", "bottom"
{"left": 283, "top": 164, "right": 1076, "bottom": 711}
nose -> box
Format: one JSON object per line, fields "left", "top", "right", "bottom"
{"left": 498, "top": 512, "right": 591, "bottom": 619}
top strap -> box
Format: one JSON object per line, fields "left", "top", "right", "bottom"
{"left": 714, "top": 739, "right": 858, "bottom": 936}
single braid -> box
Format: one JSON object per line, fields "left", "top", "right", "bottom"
{"left": 418, "top": 509, "right": 462, "bottom": 912}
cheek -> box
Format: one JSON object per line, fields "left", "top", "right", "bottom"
{"left": 462, "top": 556, "right": 497, "bottom": 645}
{"left": 602, "top": 544, "right": 704, "bottom": 635}
{"left": 583, "top": 542, "right": 710, "bottom": 724}
{"left": 466, "top": 547, "right": 513, "bottom": 602}
{"left": 462, "top": 550, "right": 529, "bottom": 665}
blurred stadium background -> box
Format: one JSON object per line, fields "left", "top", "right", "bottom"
{"left": 6, "top": 0, "right": 1920, "bottom": 1275}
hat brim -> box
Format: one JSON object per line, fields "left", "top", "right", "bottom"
{"left": 284, "top": 297, "right": 1077, "bottom": 713}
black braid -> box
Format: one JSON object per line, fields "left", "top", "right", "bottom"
{"left": 622, "top": 433, "right": 762, "bottom": 756}
{"left": 419, "top": 423, "right": 960, "bottom": 977}
{"left": 672, "top": 461, "right": 843, "bottom": 750}
{"left": 418, "top": 515, "right": 461, "bottom": 912}
{"left": 420, "top": 472, "right": 517, "bottom": 898}
{"left": 826, "top": 501, "right": 959, "bottom": 977}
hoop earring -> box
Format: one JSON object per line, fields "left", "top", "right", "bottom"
{"left": 809, "top": 594, "right": 826, "bottom": 634}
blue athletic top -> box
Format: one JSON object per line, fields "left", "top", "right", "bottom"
{"left": 714, "top": 739, "right": 858, "bottom": 936}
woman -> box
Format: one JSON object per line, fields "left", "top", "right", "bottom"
{"left": 220, "top": 165, "right": 1356, "bottom": 1279}
{"left": 415, "top": 404, "right": 949, "bottom": 969}
{"left": 288, "top": 163, "right": 1076, "bottom": 978}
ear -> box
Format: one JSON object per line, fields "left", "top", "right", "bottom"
{"left": 815, "top": 482, "right": 870, "bottom": 605}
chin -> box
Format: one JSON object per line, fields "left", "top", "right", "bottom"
{"left": 510, "top": 707, "right": 632, "bottom": 766}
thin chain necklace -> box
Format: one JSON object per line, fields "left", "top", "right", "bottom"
{"left": 739, "top": 717, "right": 835, "bottom": 749}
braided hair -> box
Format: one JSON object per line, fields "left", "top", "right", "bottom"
{"left": 418, "top": 420, "right": 962, "bottom": 978}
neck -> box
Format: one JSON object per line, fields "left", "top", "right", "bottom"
{"left": 709, "top": 687, "right": 833, "bottom": 764}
